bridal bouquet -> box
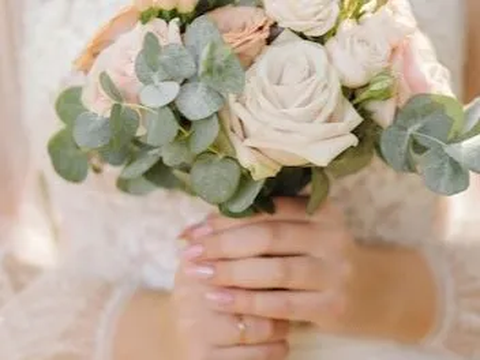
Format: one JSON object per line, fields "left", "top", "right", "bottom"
{"left": 48, "top": 0, "right": 480, "bottom": 217}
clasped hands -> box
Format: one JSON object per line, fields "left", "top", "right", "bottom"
{"left": 173, "top": 198, "right": 355, "bottom": 360}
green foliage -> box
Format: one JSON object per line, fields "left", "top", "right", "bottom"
{"left": 307, "top": 169, "right": 330, "bottom": 215}
{"left": 191, "top": 154, "right": 242, "bottom": 204}
{"left": 143, "top": 107, "right": 179, "bottom": 147}
{"left": 185, "top": 16, "right": 224, "bottom": 62}
{"left": 120, "top": 148, "right": 162, "bottom": 179}
{"left": 189, "top": 114, "right": 220, "bottom": 154}
{"left": 162, "top": 139, "right": 195, "bottom": 167}
{"left": 160, "top": 44, "right": 197, "bottom": 81}
{"left": 380, "top": 94, "right": 480, "bottom": 196}
{"left": 140, "top": 8, "right": 161, "bottom": 24}
{"left": 48, "top": 129, "right": 89, "bottom": 183}
{"left": 73, "top": 112, "right": 112, "bottom": 149}
{"left": 200, "top": 41, "right": 245, "bottom": 95}
{"left": 354, "top": 71, "right": 395, "bottom": 105}
{"left": 99, "top": 72, "right": 123, "bottom": 102}
{"left": 110, "top": 104, "right": 140, "bottom": 149}
{"left": 175, "top": 82, "right": 225, "bottom": 120}
{"left": 144, "top": 160, "right": 183, "bottom": 190}
{"left": 224, "top": 176, "right": 265, "bottom": 213}
{"left": 117, "top": 176, "right": 157, "bottom": 195}
{"left": 139, "top": 82, "right": 181, "bottom": 108}
{"left": 55, "top": 87, "right": 87, "bottom": 126}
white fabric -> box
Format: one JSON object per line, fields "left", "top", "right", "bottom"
{"left": 0, "top": 0, "right": 478, "bottom": 359}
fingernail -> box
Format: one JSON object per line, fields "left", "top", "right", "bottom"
{"left": 185, "top": 265, "right": 215, "bottom": 279}
{"left": 183, "top": 244, "right": 205, "bottom": 261}
{"left": 205, "top": 291, "right": 234, "bottom": 305}
{"left": 183, "top": 223, "right": 213, "bottom": 240}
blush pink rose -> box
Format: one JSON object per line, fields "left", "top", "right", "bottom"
{"left": 208, "top": 6, "right": 274, "bottom": 68}
{"left": 82, "top": 19, "right": 181, "bottom": 116}
{"left": 368, "top": 31, "right": 454, "bottom": 128}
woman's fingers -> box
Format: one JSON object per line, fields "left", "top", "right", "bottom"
{"left": 210, "top": 342, "right": 289, "bottom": 360}
{"left": 201, "top": 314, "right": 289, "bottom": 346}
{"left": 185, "top": 222, "right": 320, "bottom": 261}
{"left": 185, "top": 256, "right": 345, "bottom": 291}
{"left": 205, "top": 289, "right": 345, "bottom": 324}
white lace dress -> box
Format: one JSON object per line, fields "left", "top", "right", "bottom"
{"left": 1, "top": 0, "right": 479, "bottom": 359}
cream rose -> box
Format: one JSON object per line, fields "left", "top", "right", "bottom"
{"left": 264, "top": 0, "right": 340, "bottom": 37}
{"left": 326, "top": 3, "right": 415, "bottom": 88}
{"left": 82, "top": 19, "right": 181, "bottom": 116}
{"left": 222, "top": 30, "right": 363, "bottom": 180}
{"left": 367, "top": 31, "right": 454, "bottom": 128}
{"left": 208, "top": 6, "right": 274, "bottom": 68}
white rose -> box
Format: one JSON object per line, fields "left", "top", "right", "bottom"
{"left": 326, "top": 3, "right": 415, "bottom": 88}
{"left": 82, "top": 19, "right": 181, "bottom": 116}
{"left": 223, "top": 30, "right": 363, "bottom": 180}
{"left": 264, "top": 0, "right": 340, "bottom": 37}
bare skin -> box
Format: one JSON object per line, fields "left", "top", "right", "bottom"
{"left": 113, "top": 199, "right": 436, "bottom": 360}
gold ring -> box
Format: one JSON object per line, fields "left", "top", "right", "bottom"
{"left": 236, "top": 315, "right": 248, "bottom": 344}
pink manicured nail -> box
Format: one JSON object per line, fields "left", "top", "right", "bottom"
{"left": 185, "top": 265, "right": 215, "bottom": 279}
{"left": 183, "top": 244, "right": 205, "bottom": 260}
{"left": 205, "top": 291, "right": 234, "bottom": 306}
{"left": 186, "top": 223, "right": 213, "bottom": 240}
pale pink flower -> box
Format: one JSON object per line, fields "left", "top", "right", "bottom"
{"left": 82, "top": 19, "right": 181, "bottom": 116}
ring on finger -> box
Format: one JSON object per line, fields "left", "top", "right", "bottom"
{"left": 235, "top": 314, "right": 248, "bottom": 344}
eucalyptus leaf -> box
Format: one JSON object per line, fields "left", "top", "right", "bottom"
{"left": 48, "top": 129, "right": 89, "bottom": 183}
{"left": 144, "top": 106, "right": 179, "bottom": 146}
{"left": 219, "top": 204, "right": 256, "bottom": 218}
{"left": 99, "top": 72, "right": 124, "bottom": 102}
{"left": 418, "top": 146, "right": 469, "bottom": 196}
{"left": 140, "top": 82, "right": 180, "bottom": 108}
{"left": 73, "top": 112, "right": 112, "bottom": 149}
{"left": 430, "top": 94, "right": 464, "bottom": 140}
{"left": 224, "top": 177, "right": 265, "bottom": 213}
{"left": 55, "top": 87, "right": 87, "bottom": 126}
{"left": 99, "top": 144, "right": 130, "bottom": 166}
{"left": 162, "top": 139, "right": 195, "bottom": 167}
{"left": 191, "top": 154, "right": 242, "bottom": 204}
{"left": 160, "top": 44, "right": 197, "bottom": 80}
{"left": 457, "top": 98, "right": 480, "bottom": 140}
{"left": 120, "top": 148, "right": 162, "bottom": 179}
{"left": 110, "top": 104, "right": 140, "bottom": 149}
{"left": 117, "top": 176, "right": 157, "bottom": 195}
{"left": 189, "top": 114, "right": 220, "bottom": 154}
{"left": 446, "top": 135, "right": 480, "bottom": 172}
{"left": 144, "top": 160, "right": 182, "bottom": 189}
{"left": 143, "top": 32, "right": 161, "bottom": 71}
{"left": 184, "top": 16, "right": 223, "bottom": 62}
{"left": 327, "top": 138, "right": 374, "bottom": 178}
{"left": 307, "top": 169, "right": 330, "bottom": 215}
{"left": 199, "top": 41, "right": 245, "bottom": 95}
{"left": 175, "top": 82, "right": 224, "bottom": 121}
{"left": 135, "top": 52, "right": 156, "bottom": 85}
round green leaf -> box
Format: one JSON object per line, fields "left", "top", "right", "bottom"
{"left": 140, "top": 82, "right": 180, "bottom": 108}
{"left": 100, "top": 72, "right": 124, "bottom": 102}
{"left": 144, "top": 161, "right": 182, "bottom": 190}
{"left": 143, "top": 32, "right": 161, "bottom": 71}
{"left": 191, "top": 154, "right": 242, "bottom": 204}
{"left": 162, "top": 139, "right": 195, "bottom": 167}
{"left": 175, "top": 82, "right": 224, "bottom": 121}
{"left": 120, "top": 149, "right": 162, "bottom": 179}
{"left": 160, "top": 44, "right": 197, "bottom": 80}
{"left": 224, "top": 177, "right": 265, "bottom": 213}
{"left": 185, "top": 16, "right": 224, "bottom": 61}
{"left": 110, "top": 104, "right": 140, "bottom": 149}
{"left": 73, "top": 112, "right": 112, "bottom": 149}
{"left": 307, "top": 168, "right": 330, "bottom": 215}
{"left": 144, "top": 107, "right": 179, "bottom": 147}
{"left": 48, "top": 129, "right": 89, "bottom": 183}
{"left": 99, "top": 144, "right": 130, "bottom": 166}
{"left": 117, "top": 177, "right": 157, "bottom": 196}
{"left": 55, "top": 87, "right": 87, "bottom": 126}
{"left": 189, "top": 114, "right": 220, "bottom": 154}
{"left": 419, "top": 146, "right": 469, "bottom": 196}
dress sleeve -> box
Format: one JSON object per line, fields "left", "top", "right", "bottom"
{"left": 423, "top": 182, "right": 480, "bottom": 359}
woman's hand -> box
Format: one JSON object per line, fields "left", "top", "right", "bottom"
{"left": 172, "top": 257, "right": 290, "bottom": 360}
{"left": 181, "top": 198, "right": 352, "bottom": 331}
{"left": 181, "top": 198, "right": 437, "bottom": 342}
